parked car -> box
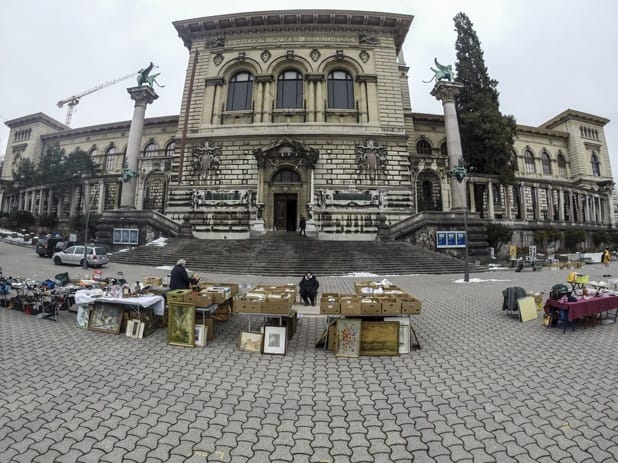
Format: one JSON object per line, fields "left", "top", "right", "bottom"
{"left": 36, "top": 236, "right": 64, "bottom": 257}
{"left": 52, "top": 245, "right": 109, "bottom": 267}
{"left": 54, "top": 241, "right": 78, "bottom": 253}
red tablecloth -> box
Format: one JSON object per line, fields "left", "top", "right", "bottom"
{"left": 544, "top": 296, "right": 618, "bottom": 322}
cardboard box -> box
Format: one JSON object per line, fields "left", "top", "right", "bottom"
{"left": 203, "top": 287, "right": 231, "bottom": 303}
{"left": 185, "top": 292, "right": 213, "bottom": 307}
{"left": 379, "top": 297, "right": 402, "bottom": 315}
{"left": 203, "top": 282, "right": 239, "bottom": 296}
{"left": 361, "top": 298, "right": 382, "bottom": 315}
{"left": 234, "top": 299, "right": 262, "bottom": 313}
{"left": 340, "top": 301, "right": 361, "bottom": 315}
{"left": 166, "top": 289, "right": 192, "bottom": 303}
{"left": 320, "top": 300, "right": 340, "bottom": 315}
{"left": 400, "top": 296, "right": 422, "bottom": 315}
{"left": 262, "top": 295, "right": 293, "bottom": 314}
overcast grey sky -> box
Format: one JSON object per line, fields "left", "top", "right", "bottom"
{"left": 1, "top": 0, "right": 617, "bottom": 181}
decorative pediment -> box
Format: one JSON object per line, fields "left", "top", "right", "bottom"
{"left": 253, "top": 139, "right": 319, "bottom": 168}
{"left": 356, "top": 139, "right": 387, "bottom": 181}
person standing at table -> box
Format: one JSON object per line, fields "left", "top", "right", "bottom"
{"left": 299, "top": 272, "right": 319, "bottom": 306}
{"left": 602, "top": 247, "right": 612, "bottom": 277}
{"left": 170, "top": 259, "right": 199, "bottom": 290}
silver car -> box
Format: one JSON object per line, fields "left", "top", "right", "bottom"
{"left": 52, "top": 245, "right": 109, "bottom": 267}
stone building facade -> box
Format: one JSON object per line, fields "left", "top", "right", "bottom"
{"left": 0, "top": 10, "right": 614, "bottom": 249}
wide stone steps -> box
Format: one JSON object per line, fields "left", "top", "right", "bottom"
{"left": 110, "top": 234, "right": 487, "bottom": 276}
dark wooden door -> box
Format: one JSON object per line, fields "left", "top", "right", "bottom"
{"left": 273, "top": 193, "right": 297, "bottom": 231}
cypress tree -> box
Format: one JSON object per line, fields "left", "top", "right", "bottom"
{"left": 453, "top": 12, "right": 517, "bottom": 183}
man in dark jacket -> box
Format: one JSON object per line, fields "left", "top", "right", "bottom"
{"left": 299, "top": 272, "right": 319, "bottom": 306}
{"left": 169, "top": 259, "right": 198, "bottom": 290}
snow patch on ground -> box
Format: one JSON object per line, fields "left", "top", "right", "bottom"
{"left": 454, "top": 277, "right": 512, "bottom": 284}
{"left": 145, "top": 237, "right": 168, "bottom": 247}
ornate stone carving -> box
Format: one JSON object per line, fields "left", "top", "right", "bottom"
{"left": 260, "top": 49, "right": 271, "bottom": 62}
{"left": 253, "top": 139, "right": 319, "bottom": 169}
{"left": 356, "top": 139, "right": 387, "bottom": 181}
{"left": 358, "top": 33, "right": 380, "bottom": 46}
{"left": 191, "top": 188, "right": 254, "bottom": 210}
{"left": 359, "top": 50, "right": 370, "bottom": 63}
{"left": 192, "top": 141, "right": 222, "bottom": 176}
{"left": 213, "top": 53, "right": 224, "bottom": 66}
{"left": 206, "top": 35, "right": 225, "bottom": 49}
{"left": 310, "top": 49, "right": 321, "bottom": 62}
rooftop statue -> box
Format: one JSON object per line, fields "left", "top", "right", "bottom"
{"left": 137, "top": 62, "right": 165, "bottom": 88}
{"left": 423, "top": 58, "right": 454, "bottom": 83}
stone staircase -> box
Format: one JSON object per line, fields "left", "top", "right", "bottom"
{"left": 110, "top": 232, "right": 487, "bottom": 276}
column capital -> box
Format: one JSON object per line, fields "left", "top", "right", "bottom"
{"left": 431, "top": 81, "right": 464, "bottom": 103}
{"left": 127, "top": 86, "right": 159, "bottom": 106}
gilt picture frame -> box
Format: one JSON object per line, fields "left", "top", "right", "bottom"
{"left": 167, "top": 303, "right": 196, "bottom": 347}
{"left": 88, "top": 302, "right": 124, "bottom": 334}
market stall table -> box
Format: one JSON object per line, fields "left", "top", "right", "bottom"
{"left": 544, "top": 295, "right": 618, "bottom": 333}
{"left": 74, "top": 290, "right": 165, "bottom": 316}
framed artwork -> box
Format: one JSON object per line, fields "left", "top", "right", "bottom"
{"left": 517, "top": 296, "right": 538, "bottom": 323}
{"left": 125, "top": 319, "right": 145, "bottom": 338}
{"left": 88, "top": 302, "right": 124, "bottom": 334}
{"left": 263, "top": 326, "right": 287, "bottom": 355}
{"left": 167, "top": 303, "right": 196, "bottom": 347}
{"left": 239, "top": 331, "right": 263, "bottom": 353}
{"left": 194, "top": 325, "right": 207, "bottom": 347}
{"left": 385, "top": 317, "right": 411, "bottom": 354}
{"left": 336, "top": 318, "right": 361, "bottom": 357}
{"left": 360, "top": 321, "right": 399, "bottom": 356}
{"left": 138, "top": 307, "right": 157, "bottom": 338}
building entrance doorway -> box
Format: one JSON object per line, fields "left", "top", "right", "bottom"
{"left": 273, "top": 193, "right": 297, "bottom": 231}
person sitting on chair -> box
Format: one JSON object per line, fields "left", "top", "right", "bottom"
{"left": 299, "top": 272, "right": 319, "bottom": 306}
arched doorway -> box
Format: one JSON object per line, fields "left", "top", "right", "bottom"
{"left": 416, "top": 170, "right": 442, "bottom": 211}
{"left": 143, "top": 173, "right": 167, "bottom": 212}
{"left": 271, "top": 168, "right": 301, "bottom": 231}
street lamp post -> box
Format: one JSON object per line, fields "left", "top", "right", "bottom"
{"left": 447, "top": 158, "right": 470, "bottom": 282}
{"left": 82, "top": 181, "right": 90, "bottom": 269}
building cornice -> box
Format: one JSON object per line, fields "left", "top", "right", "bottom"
{"left": 541, "top": 108, "right": 610, "bottom": 129}
{"left": 173, "top": 10, "right": 413, "bottom": 53}
{"left": 5, "top": 112, "right": 68, "bottom": 131}
{"left": 41, "top": 115, "right": 179, "bottom": 141}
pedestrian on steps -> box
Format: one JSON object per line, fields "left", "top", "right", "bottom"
{"left": 299, "top": 216, "right": 307, "bottom": 236}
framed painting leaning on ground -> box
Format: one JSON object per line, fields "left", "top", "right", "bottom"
{"left": 88, "top": 302, "right": 124, "bottom": 334}
{"left": 263, "top": 326, "right": 287, "bottom": 355}
{"left": 336, "top": 318, "right": 361, "bottom": 357}
{"left": 239, "top": 331, "right": 263, "bottom": 353}
{"left": 167, "top": 303, "right": 196, "bottom": 347}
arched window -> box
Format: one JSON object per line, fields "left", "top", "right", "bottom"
{"left": 165, "top": 141, "right": 176, "bottom": 157}
{"left": 89, "top": 148, "right": 98, "bottom": 157}
{"left": 591, "top": 152, "right": 601, "bottom": 176}
{"left": 523, "top": 149, "right": 536, "bottom": 174}
{"left": 272, "top": 168, "right": 301, "bottom": 184}
{"left": 276, "top": 70, "right": 303, "bottom": 109}
{"left": 105, "top": 147, "right": 117, "bottom": 171}
{"left": 557, "top": 153, "right": 567, "bottom": 177}
{"left": 541, "top": 151, "right": 552, "bottom": 175}
{"left": 416, "top": 140, "right": 432, "bottom": 155}
{"left": 327, "top": 70, "right": 354, "bottom": 109}
{"left": 226, "top": 72, "right": 254, "bottom": 111}
{"left": 143, "top": 142, "right": 157, "bottom": 157}
{"left": 440, "top": 142, "right": 448, "bottom": 156}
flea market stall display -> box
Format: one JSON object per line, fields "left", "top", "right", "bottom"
{"left": 233, "top": 284, "right": 298, "bottom": 355}
{"left": 316, "top": 279, "right": 422, "bottom": 356}
{"left": 543, "top": 272, "right": 618, "bottom": 333}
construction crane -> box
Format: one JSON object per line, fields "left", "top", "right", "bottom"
{"left": 57, "top": 72, "right": 138, "bottom": 126}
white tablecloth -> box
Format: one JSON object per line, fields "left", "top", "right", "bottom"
{"left": 74, "top": 290, "right": 165, "bottom": 315}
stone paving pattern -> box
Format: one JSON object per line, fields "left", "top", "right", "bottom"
{"left": 1, "top": 264, "right": 618, "bottom": 462}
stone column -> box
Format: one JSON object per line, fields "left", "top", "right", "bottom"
{"left": 98, "top": 181, "right": 105, "bottom": 214}
{"left": 468, "top": 181, "right": 476, "bottom": 212}
{"left": 120, "top": 86, "right": 158, "bottom": 209}
{"left": 37, "top": 188, "right": 44, "bottom": 216}
{"left": 487, "top": 181, "right": 495, "bottom": 219}
{"left": 431, "top": 81, "right": 465, "bottom": 210}
{"left": 558, "top": 188, "right": 565, "bottom": 221}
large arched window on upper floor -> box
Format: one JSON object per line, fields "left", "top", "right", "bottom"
{"left": 591, "top": 152, "right": 601, "bottom": 176}
{"left": 440, "top": 142, "right": 448, "bottom": 156}
{"left": 165, "top": 141, "right": 176, "bottom": 157}
{"left": 541, "top": 151, "right": 552, "bottom": 175}
{"left": 226, "top": 72, "right": 254, "bottom": 111}
{"left": 416, "top": 139, "right": 432, "bottom": 155}
{"left": 143, "top": 142, "right": 157, "bottom": 157}
{"left": 523, "top": 149, "right": 536, "bottom": 174}
{"left": 89, "top": 148, "right": 98, "bottom": 157}
{"left": 276, "top": 70, "right": 303, "bottom": 109}
{"left": 105, "top": 147, "right": 117, "bottom": 171}
{"left": 557, "top": 153, "right": 567, "bottom": 177}
{"left": 272, "top": 168, "right": 301, "bottom": 184}
{"left": 327, "top": 70, "right": 354, "bottom": 109}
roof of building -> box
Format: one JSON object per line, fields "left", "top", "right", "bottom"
{"left": 541, "top": 108, "right": 610, "bottom": 129}
{"left": 5, "top": 112, "right": 68, "bottom": 131}
{"left": 173, "top": 10, "right": 413, "bottom": 53}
